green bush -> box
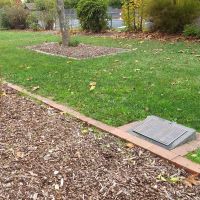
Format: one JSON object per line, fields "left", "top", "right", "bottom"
{"left": 59, "top": 39, "right": 80, "bottom": 47}
{"left": 183, "top": 24, "right": 200, "bottom": 38}
{"left": 0, "top": 8, "right": 10, "bottom": 29}
{"left": 26, "top": 12, "right": 41, "bottom": 31}
{"left": 0, "top": 0, "right": 14, "bottom": 8}
{"left": 146, "top": 0, "right": 200, "bottom": 33}
{"left": 77, "top": 0, "right": 108, "bottom": 33}
{"left": 68, "top": 39, "right": 80, "bottom": 47}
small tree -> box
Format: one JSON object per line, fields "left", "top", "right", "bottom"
{"left": 122, "top": 0, "right": 146, "bottom": 32}
{"left": 35, "top": 0, "right": 57, "bottom": 30}
{"left": 56, "top": 0, "right": 69, "bottom": 46}
{"left": 77, "top": 0, "right": 108, "bottom": 33}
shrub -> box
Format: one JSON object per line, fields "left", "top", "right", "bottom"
{"left": 35, "top": 0, "right": 56, "bottom": 30}
{"left": 26, "top": 12, "right": 41, "bottom": 31}
{"left": 145, "top": 0, "right": 200, "bottom": 33}
{"left": 77, "top": 0, "right": 108, "bottom": 33}
{"left": 39, "top": 11, "right": 55, "bottom": 30}
{"left": 183, "top": 24, "right": 200, "bottom": 38}
{"left": 0, "top": 0, "right": 14, "bottom": 8}
{"left": 59, "top": 39, "right": 80, "bottom": 47}
{"left": 0, "top": 8, "right": 10, "bottom": 29}
{"left": 68, "top": 39, "right": 80, "bottom": 47}
{"left": 4, "top": 6, "right": 29, "bottom": 29}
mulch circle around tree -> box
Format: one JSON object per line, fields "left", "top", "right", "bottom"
{"left": 0, "top": 84, "right": 200, "bottom": 199}
{"left": 27, "top": 43, "right": 129, "bottom": 59}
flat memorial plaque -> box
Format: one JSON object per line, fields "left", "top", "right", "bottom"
{"left": 128, "top": 116, "right": 196, "bottom": 150}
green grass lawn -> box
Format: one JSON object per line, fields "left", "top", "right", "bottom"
{"left": 1, "top": 31, "right": 200, "bottom": 131}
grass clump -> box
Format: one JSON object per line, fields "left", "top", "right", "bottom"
{"left": 183, "top": 24, "right": 200, "bottom": 38}
{"left": 187, "top": 149, "right": 200, "bottom": 164}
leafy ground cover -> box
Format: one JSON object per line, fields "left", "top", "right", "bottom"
{"left": 1, "top": 31, "right": 200, "bottom": 132}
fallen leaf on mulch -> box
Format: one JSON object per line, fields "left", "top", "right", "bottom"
{"left": 183, "top": 175, "right": 200, "bottom": 187}
{"left": 60, "top": 111, "right": 67, "bottom": 115}
{"left": 157, "top": 174, "right": 167, "bottom": 182}
{"left": 157, "top": 174, "right": 181, "bottom": 184}
{"left": 55, "top": 184, "right": 60, "bottom": 190}
{"left": 60, "top": 178, "right": 64, "bottom": 187}
{"left": 81, "top": 128, "right": 89, "bottom": 135}
{"left": 15, "top": 151, "right": 25, "bottom": 159}
{"left": 169, "top": 176, "right": 182, "bottom": 184}
{"left": 75, "top": 151, "right": 81, "bottom": 158}
{"left": 32, "top": 193, "right": 38, "bottom": 200}
{"left": 0, "top": 91, "right": 7, "bottom": 96}
{"left": 125, "top": 143, "right": 135, "bottom": 148}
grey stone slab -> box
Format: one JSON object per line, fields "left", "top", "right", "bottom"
{"left": 128, "top": 116, "right": 196, "bottom": 150}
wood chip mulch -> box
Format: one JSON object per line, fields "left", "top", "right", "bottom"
{"left": 1, "top": 85, "right": 200, "bottom": 200}
{"left": 27, "top": 43, "right": 128, "bottom": 59}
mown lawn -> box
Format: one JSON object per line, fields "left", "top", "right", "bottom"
{"left": 1, "top": 31, "right": 200, "bottom": 132}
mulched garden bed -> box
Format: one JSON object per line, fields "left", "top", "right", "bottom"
{"left": 1, "top": 84, "right": 200, "bottom": 199}
{"left": 27, "top": 43, "right": 129, "bottom": 59}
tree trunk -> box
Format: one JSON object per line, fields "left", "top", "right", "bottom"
{"left": 139, "top": 0, "right": 144, "bottom": 31}
{"left": 56, "top": 0, "right": 69, "bottom": 47}
{"left": 127, "top": 1, "right": 131, "bottom": 31}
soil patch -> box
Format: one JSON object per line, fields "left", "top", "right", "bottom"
{"left": 1, "top": 85, "right": 200, "bottom": 199}
{"left": 27, "top": 43, "right": 129, "bottom": 59}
